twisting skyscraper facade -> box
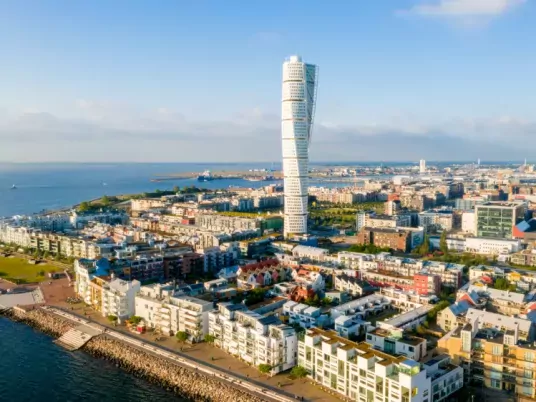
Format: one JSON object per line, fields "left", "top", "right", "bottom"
{"left": 281, "top": 55, "right": 318, "bottom": 237}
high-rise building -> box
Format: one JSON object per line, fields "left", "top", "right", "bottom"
{"left": 282, "top": 55, "right": 318, "bottom": 236}
{"left": 419, "top": 159, "right": 426, "bottom": 174}
{"left": 474, "top": 201, "right": 525, "bottom": 239}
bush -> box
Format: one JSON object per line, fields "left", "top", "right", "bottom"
{"left": 107, "top": 315, "right": 118, "bottom": 323}
{"left": 290, "top": 365, "right": 309, "bottom": 379}
{"left": 204, "top": 334, "right": 216, "bottom": 344}
{"left": 258, "top": 364, "right": 272, "bottom": 374}
{"left": 128, "top": 316, "right": 143, "bottom": 326}
{"left": 176, "top": 331, "right": 189, "bottom": 342}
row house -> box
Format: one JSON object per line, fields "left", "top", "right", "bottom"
{"left": 236, "top": 259, "right": 291, "bottom": 289}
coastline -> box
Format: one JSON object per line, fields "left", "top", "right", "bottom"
{"left": 1, "top": 307, "right": 273, "bottom": 402}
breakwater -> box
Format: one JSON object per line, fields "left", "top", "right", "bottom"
{"left": 1, "top": 308, "right": 267, "bottom": 402}
{"left": 84, "top": 336, "right": 266, "bottom": 402}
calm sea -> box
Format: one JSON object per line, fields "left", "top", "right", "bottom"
{"left": 0, "top": 317, "right": 185, "bottom": 402}
{"left": 0, "top": 162, "right": 284, "bottom": 217}
{"left": 0, "top": 162, "right": 380, "bottom": 217}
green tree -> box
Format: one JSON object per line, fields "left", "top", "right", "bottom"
{"left": 173, "top": 185, "right": 180, "bottom": 193}
{"left": 290, "top": 365, "right": 309, "bottom": 379}
{"left": 439, "top": 230, "right": 448, "bottom": 253}
{"left": 101, "top": 195, "right": 111, "bottom": 206}
{"left": 204, "top": 334, "right": 216, "bottom": 344}
{"left": 107, "top": 314, "right": 118, "bottom": 323}
{"left": 419, "top": 235, "right": 431, "bottom": 256}
{"left": 176, "top": 331, "right": 189, "bottom": 343}
{"left": 78, "top": 201, "right": 91, "bottom": 212}
{"left": 128, "top": 316, "right": 143, "bottom": 326}
{"left": 494, "top": 278, "right": 510, "bottom": 290}
{"left": 258, "top": 364, "right": 272, "bottom": 374}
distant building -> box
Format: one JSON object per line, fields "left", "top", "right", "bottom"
{"left": 419, "top": 159, "right": 426, "bottom": 174}
{"left": 357, "top": 227, "right": 413, "bottom": 252}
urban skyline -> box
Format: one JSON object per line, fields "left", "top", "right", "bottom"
{"left": 1, "top": 1, "right": 536, "bottom": 162}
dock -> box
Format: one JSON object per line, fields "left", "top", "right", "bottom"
{"left": 54, "top": 324, "right": 103, "bottom": 351}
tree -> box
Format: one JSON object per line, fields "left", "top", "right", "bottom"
{"left": 173, "top": 185, "right": 180, "bottom": 193}
{"left": 290, "top": 365, "right": 309, "bottom": 379}
{"left": 204, "top": 334, "right": 216, "bottom": 344}
{"left": 439, "top": 231, "right": 448, "bottom": 254}
{"left": 494, "top": 278, "right": 510, "bottom": 290}
{"left": 78, "top": 201, "right": 91, "bottom": 212}
{"left": 107, "top": 315, "right": 118, "bottom": 323}
{"left": 419, "top": 235, "right": 430, "bottom": 256}
{"left": 176, "top": 331, "right": 189, "bottom": 343}
{"left": 258, "top": 364, "right": 272, "bottom": 374}
{"left": 101, "top": 195, "right": 111, "bottom": 206}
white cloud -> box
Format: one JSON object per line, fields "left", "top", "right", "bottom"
{"left": 1, "top": 102, "right": 536, "bottom": 162}
{"left": 403, "top": 0, "right": 525, "bottom": 17}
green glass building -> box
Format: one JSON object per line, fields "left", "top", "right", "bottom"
{"left": 475, "top": 201, "right": 525, "bottom": 239}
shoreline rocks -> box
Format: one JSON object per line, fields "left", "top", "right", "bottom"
{"left": 1, "top": 308, "right": 268, "bottom": 402}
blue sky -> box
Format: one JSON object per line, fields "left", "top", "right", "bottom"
{"left": 0, "top": 0, "right": 535, "bottom": 162}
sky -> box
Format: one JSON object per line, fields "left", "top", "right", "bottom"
{"left": 0, "top": 0, "right": 535, "bottom": 163}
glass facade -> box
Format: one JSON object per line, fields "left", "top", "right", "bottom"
{"left": 476, "top": 207, "right": 514, "bottom": 238}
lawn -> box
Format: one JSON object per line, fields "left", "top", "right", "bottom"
{"left": 0, "top": 257, "right": 59, "bottom": 284}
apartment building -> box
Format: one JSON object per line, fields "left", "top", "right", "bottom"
{"left": 299, "top": 328, "right": 462, "bottom": 402}
{"left": 208, "top": 303, "right": 297, "bottom": 374}
{"left": 134, "top": 283, "right": 214, "bottom": 341}
{"left": 131, "top": 198, "right": 167, "bottom": 212}
{"left": 292, "top": 245, "right": 329, "bottom": 261}
{"left": 439, "top": 315, "right": 536, "bottom": 399}
{"left": 357, "top": 227, "right": 413, "bottom": 252}
{"left": 418, "top": 210, "right": 454, "bottom": 232}
{"left": 334, "top": 275, "right": 376, "bottom": 297}
{"left": 281, "top": 301, "right": 329, "bottom": 329}
{"left": 196, "top": 213, "right": 262, "bottom": 233}
{"left": 365, "top": 327, "right": 427, "bottom": 362}
{"left": 75, "top": 264, "right": 140, "bottom": 323}
{"left": 475, "top": 201, "right": 525, "bottom": 239}
{"left": 457, "top": 285, "right": 526, "bottom": 316}
{"left": 366, "top": 214, "right": 412, "bottom": 229}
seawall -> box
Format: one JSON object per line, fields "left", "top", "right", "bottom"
{"left": 2, "top": 308, "right": 267, "bottom": 402}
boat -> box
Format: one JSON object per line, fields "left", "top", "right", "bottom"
{"left": 101, "top": 181, "right": 108, "bottom": 186}
{"left": 246, "top": 177, "right": 263, "bottom": 182}
{"left": 10, "top": 184, "right": 16, "bottom": 190}
{"left": 197, "top": 170, "right": 213, "bottom": 182}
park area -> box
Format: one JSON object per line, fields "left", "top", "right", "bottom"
{"left": 0, "top": 256, "right": 58, "bottom": 284}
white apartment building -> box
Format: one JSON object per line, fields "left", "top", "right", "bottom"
{"left": 101, "top": 278, "right": 141, "bottom": 322}
{"left": 365, "top": 327, "right": 427, "bottom": 362}
{"left": 461, "top": 212, "right": 476, "bottom": 234}
{"left": 292, "top": 245, "right": 329, "bottom": 261}
{"left": 282, "top": 55, "right": 318, "bottom": 236}
{"left": 299, "top": 328, "right": 463, "bottom": 402}
{"left": 338, "top": 251, "right": 376, "bottom": 270}
{"left": 282, "top": 300, "right": 329, "bottom": 329}
{"left": 134, "top": 283, "right": 214, "bottom": 341}
{"left": 208, "top": 303, "right": 297, "bottom": 374}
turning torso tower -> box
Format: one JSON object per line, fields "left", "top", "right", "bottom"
{"left": 281, "top": 55, "right": 318, "bottom": 237}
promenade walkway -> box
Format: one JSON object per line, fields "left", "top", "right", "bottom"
{"left": 44, "top": 306, "right": 299, "bottom": 402}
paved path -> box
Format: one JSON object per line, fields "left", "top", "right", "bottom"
{"left": 44, "top": 306, "right": 299, "bottom": 402}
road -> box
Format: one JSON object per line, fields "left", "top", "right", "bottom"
{"left": 44, "top": 306, "right": 300, "bottom": 402}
